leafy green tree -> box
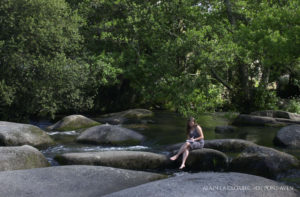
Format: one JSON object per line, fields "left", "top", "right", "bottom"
{"left": 1, "top": 0, "right": 299, "bottom": 120}
{"left": 186, "top": 0, "right": 300, "bottom": 113}
{"left": 0, "top": 0, "right": 120, "bottom": 121}
{"left": 222, "top": 0, "right": 299, "bottom": 112}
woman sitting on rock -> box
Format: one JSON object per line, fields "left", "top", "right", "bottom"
{"left": 170, "top": 117, "right": 205, "bottom": 169}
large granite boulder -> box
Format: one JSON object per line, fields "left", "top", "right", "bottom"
{"left": 0, "top": 165, "right": 167, "bottom": 197}
{"left": 96, "top": 109, "right": 153, "bottom": 125}
{"left": 55, "top": 151, "right": 170, "bottom": 170}
{"left": 166, "top": 139, "right": 299, "bottom": 179}
{"left": 215, "top": 125, "right": 237, "bottom": 133}
{"left": 77, "top": 124, "right": 145, "bottom": 145}
{"left": 273, "top": 125, "right": 300, "bottom": 148}
{"left": 166, "top": 139, "right": 257, "bottom": 153}
{"left": 251, "top": 110, "right": 300, "bottom": 121}
{"left": 104, "top": 172, "right": 299, "bottom": 197}
{"left": 0, "top": 145, "right": 50, "bottom": 171}
{"left": 169, "top": 148, "right": 228, "bottom": 171}
{"left": 232, "top": 114, "right": 281, "bottom": 126}
{"left": 47, "top": 115, "right": 100, "bottom": 131}
{"left": 0, "top": 121, "right": 53, "bottom": 148}
{"left": 204, "top": 139, "right": 258, "bottom": 152}
{"left": 229, "top": 145, "right": 300, "bottom": 179}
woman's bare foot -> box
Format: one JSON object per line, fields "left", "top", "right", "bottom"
{"left": 170, "top": 155, "right": 178, "bottom": 161}
{"left": 179, "top": 164, "right": 185, "bottom": 169}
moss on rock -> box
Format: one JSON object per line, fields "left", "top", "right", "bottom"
{"left": 47, "top": 115, "right": 100, "bottom": 131}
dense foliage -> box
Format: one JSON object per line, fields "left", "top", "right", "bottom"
{"left": 0, "top": 0, "right": 299, "bottom": 121}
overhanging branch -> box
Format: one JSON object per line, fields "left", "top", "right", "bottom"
{"left": 210, "top": 67, "right": 232, "bottom": 91}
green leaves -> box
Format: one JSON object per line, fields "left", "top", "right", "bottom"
{"left": 0, "top": 80, "right": 15, "bottom": 107}
{"left": 1, "top": 0, "right": 299, "bottom": 121}
{"left": 0, "top": 0, "right": 120, "bottom": 120}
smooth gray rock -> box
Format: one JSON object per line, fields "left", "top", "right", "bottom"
{"left": 55, "top": 151, "right": 170, "bottom": 170}
{"left": 77, "top": 124, "right": 145, "bottom": 145}
{"left": 215, "top": 126, "right": 237, "bottom": 133}
{"left": 251, "top": 110, "right": 300, "bottom": 121}
{"left": 104, "top": 172, "right": 299, "bottom": 197}
{"left": 96, "top": 109, "right": 153, "bottom": 124}
{"left": 170, "top": 148, "right": 228, "bottom": 171}
{"left": 232, "top": 114, "right": 281, "bottom": 126}
{"left": 204, "top": 139, "right": 257, "bottom": 152}
{"left": 0, "top": 121, "right": 53, "bottom": 148}
{"left": 166, "top": 139, "right": 299, "bottom": 177}
{"left": 273, "top": 125, "right": 300, "bottom": 148}
{"left": 47, "top": 115, "right": 100, "bottom": 131}
{"left": 0, "top": 165, "right": 167, "bottom": 197}
{"left": 229, "top": 145, "right": 299, "bottom": 179}
{"left": 0, "top": 145, "right": 50, "bottom": 171}
{"left": 166, "top": 139, "right": 257, "bottom": 153}
{"left": 274, "top": 118, "right": 300, "bottom": 125}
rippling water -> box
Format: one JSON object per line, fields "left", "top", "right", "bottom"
{"left": 41, "top": 143, "right": 149, "bottom": 166}
{"left": 47, "top": 130, "right": 78, "bottom": 136}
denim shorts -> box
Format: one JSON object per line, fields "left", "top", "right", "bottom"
{"left": 189, "top": 139, "right": 205, "bottom": 150}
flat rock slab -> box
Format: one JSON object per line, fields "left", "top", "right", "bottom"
{"left": 0, "top": 145, "right": 50, "bottom": 171}
{"left": 274, "top": 118, "right": 300, "bottom": 125}
{"left": 77, "top": 124, "right": 145, "bottom": 145}
{"left": 47, "top": 115, "right": 100, "bottom": 131}
{"left": 232, "top": 114, "right": 281, "bottom": 126}
{"left": 0, "top": 121, "right": 53, "bottom": 148}
{"left": 0, "top": 165, "right": 167, "bottom": 197}
{"left": 104, "top": 172, "right": 299, "bottom": 197}
{"left": 273, "top": 125, "right": 300, "bottom": 148}
{"left": 55, "top": 151, "right": 170, "bottom": 170}
{"left": 96, "top": 109, "right": 153, "bottom": 124}
{"left": 251, "top": 110, "right": 300, "bottom": 121}
{"left": 204, "top": 139, "right": 258, "bottom": 152}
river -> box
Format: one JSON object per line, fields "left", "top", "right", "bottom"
{"left": 30, "top": 110, "right": 300, "bottom": 189}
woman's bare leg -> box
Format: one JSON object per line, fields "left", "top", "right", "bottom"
{"left": 170, "top": 142, "right": 190, "bottom": 160}
{"left": 179, "top": 149, "right": 190, "bottom": 169}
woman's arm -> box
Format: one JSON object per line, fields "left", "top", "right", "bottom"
{"left": 194, "top": 125, "right": 204, "bottom": 140}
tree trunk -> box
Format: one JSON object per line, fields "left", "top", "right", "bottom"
{"left": 238, "top": 61, "right": 250, "bottom": 101}
{"left": 224, "top": 0, "right": 236, "bottom": 26}
{"left": 260, "top": 66, "right": 270, "bottom": 88}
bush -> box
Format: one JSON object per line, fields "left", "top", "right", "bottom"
{"left": 283, "top": 98, "right": 300, "bottom": 114}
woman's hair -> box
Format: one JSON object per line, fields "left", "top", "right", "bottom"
{"left": 186, "top": 117, "right": 197, "bottom": 135}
